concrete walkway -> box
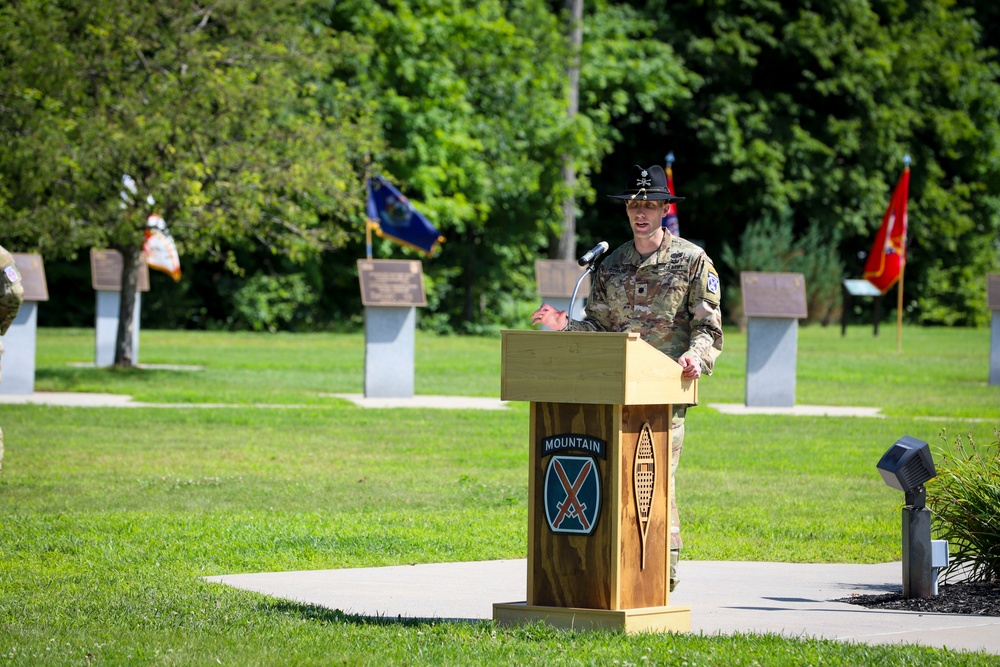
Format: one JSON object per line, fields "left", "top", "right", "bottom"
{"left": 324, "top": 393, "right": 509, "bottom": 410}
{"left": 3, "top": 391, "right": 893, "bottom": 416}
{"left": 204, "top": 559, "right": 1000, "bottom": 655}
{"left": 0, "top": 391, "right": 509, "bottom": 410}
{"left": 0, "top": 391, "right": 311, "bottom": 409}
{"left": 708, "top": 403, "right": 885, "bottom": 418}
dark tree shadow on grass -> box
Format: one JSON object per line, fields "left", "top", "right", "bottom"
{"left": 255, "top": 599, "right": 486, "bottom": 628}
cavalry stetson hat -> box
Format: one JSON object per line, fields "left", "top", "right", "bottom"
{"left": 608, "top": 164, "right": 685, "bottom": 203}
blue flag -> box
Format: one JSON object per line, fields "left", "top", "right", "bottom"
{"left": 366, "top": 175, "right": 444, "bottom": 256}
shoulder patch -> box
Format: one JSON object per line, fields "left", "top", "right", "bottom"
{"left": 706, "top": 269, "right": 720, "bottom": 295}
{"left": 3, "top": 264, "right": 19, "bottom": 284}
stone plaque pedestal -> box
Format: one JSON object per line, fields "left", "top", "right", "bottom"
{"left": 746, "top": 317, "right": 798, "bottom": 407}
{"left": 741, "top": 272, "right": 807, "bottom": 408}
{"left": 364, "top": 306, "right": 416, "bottom": 398}
{"left": 1, "top": 303, "right": 39, "bottom": 395}
{"left": 90, "top": 250, "right": 149, "bottom": 367}
{"left": 1, "top": 253, "right": 49, "bottom": 394}
{"left": 358, "top": 259, "right": 426, "bottom": 399}
{"left": 95, "top": 291, "right": 141, "bottom": 367}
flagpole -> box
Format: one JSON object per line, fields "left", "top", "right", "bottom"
{"left": 896, "top": 262, "right": 904, "bottom": 352}
{"left": 896, "top": 154, "right": 911, "bottom": 353}
{"left": 363, "top": 153, "right": 373, "bottom": 260}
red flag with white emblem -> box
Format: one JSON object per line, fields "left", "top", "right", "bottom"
{"left": 864, "top": 166, "right": 909, "bottom": 293}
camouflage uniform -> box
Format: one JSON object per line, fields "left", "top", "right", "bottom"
{"left": 565, "top": 232, "right": 724, "bottom": 556}
{"left": 0, "top": 245, "right": 25, "bottom": 473}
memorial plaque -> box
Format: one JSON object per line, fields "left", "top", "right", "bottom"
{"left": 741, "top": 271, "right": 808, "bottom": 319}
{"left": 989, "top": 273, "right": 1000, "bottom": 310}
{"left": 358, "top": 259, "right": 426, "bottom": 307}
{"left": 11, "top": 253, "right": 49, "bottom": 301}
{"left": 843, "top": 278, "right": 883, "bottom": 298}
{"left": 535, "top": 260, "right": 590, "bottom": 298}
{"left": 90, "top": 249, "right": 150, "bottom": 292}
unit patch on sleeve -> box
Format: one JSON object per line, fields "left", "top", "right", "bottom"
{"left": 707, "top": 270, "right": 720, "bottom": 295}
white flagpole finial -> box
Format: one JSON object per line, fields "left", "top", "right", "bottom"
{"left": 903, "top": 154, "right": 911, "bottom": 167}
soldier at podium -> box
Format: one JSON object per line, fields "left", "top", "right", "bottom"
{"left": 531, "top": 164, "right": 724, "bottom": 591}
{"left": 0, "top": 244, "right": 25, "bottom": 473}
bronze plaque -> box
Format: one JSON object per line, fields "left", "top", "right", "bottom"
{"left": 11, "top": 253, "right": 49, "bottom": 301}
{"left": 90, "top": 249, "right": 150, "bottom": 292}
{"left": 989, "top": 273, "right": 1000, "bottom": 310}
{"left": 741, "top": 271, "right": 808, "bottom": 319}
{"left": 535, "top": 260, "right": 590, "bottom": 299}
{"left": 357, "top": 259, "right": 426, "bottom": 307}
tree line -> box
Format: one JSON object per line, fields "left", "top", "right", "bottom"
{"left": 3, "top": 0, "right": 999, "bottom": 348}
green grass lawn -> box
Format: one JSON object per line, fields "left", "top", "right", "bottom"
{"left": 1, "top": 325, "right": 998, "bottom": 665}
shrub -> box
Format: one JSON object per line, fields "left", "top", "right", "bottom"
{"left": 231, "top": 272, "right": 318, "bottom": 333}
{"left": 929, "top": 429, "right": 1000, "bottom": 583}
{"left": 719, "top": 212, "right": 844, "bottom": 330}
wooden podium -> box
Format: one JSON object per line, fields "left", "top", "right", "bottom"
{"left": 493, "top": 330, "right": 696, "bottom": 633}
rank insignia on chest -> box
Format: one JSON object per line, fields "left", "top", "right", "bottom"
{"left": 635, "top": 282, "right": 648, "bottom": 298}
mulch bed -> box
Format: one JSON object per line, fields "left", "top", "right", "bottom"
{"left": 839, "top": 580, "right": 1000, "bottom": 616}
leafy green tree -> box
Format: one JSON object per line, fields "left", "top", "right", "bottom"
{"left": 9, "top": 0, "right": 998, "bottom": 335}
{"left": 573, "top": 0, "right": 697, "bottom": 252}
{"left": 597, "top": 0, "right": 1000, "bottom": 325}
{"left": 554, "top": 0, "right": 585, "bottom": 262}
{"left": 326, "top": 0, "right": 697, "bottom": 331}
{"left": 0, "top": 0, "right": 377, "bottom": 360}
{"left": 954, "top": 0, "right": 1000, "bottom": 51}
{"left": 325, "top": 0, "right": 576, "bottom": 330}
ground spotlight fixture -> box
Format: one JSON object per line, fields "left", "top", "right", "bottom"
{"left": 876, "top": 435, "right": 936, "bottom": 508}
{"left": 875, "top": 435, "right": 939, "bottom": 599}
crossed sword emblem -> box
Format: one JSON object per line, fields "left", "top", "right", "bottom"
{"left": 551, "top": 458, "right": 593, "bottom": 531}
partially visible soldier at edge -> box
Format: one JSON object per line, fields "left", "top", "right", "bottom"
{"left": 0, "top": 244, "right": 25, "bottom": 473}
{"left": 531, "top": 163, "right": 724, "bottom": 593}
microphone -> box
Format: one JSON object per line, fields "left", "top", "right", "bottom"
{"left": 577, "top": 241, "right": 609, "bottom": 266}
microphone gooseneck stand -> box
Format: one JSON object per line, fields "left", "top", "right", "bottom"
{"left": 568, "top": 260, "right": 598, "bottom": 323}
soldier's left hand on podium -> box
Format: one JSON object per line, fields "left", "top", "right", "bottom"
{"left": 677, "top": 355, "right": 701, "bottom": 380}
{"left": 531, "top": 303, "right": 568, "bottom": 331}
